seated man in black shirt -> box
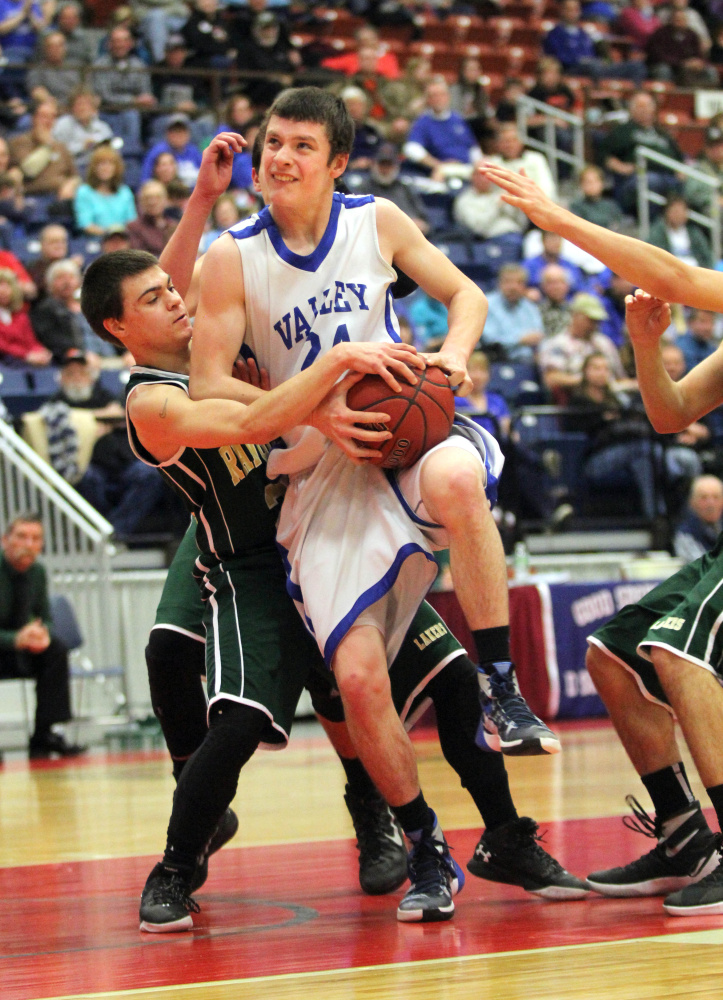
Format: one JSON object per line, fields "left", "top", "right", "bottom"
{"left": 0, "top": 513, "right": 85, "bottom": 759}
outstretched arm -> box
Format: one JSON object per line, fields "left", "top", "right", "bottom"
{"left": 480, "top": 163, "right": 723, "bottom": 310}
{"left": 159, "top": 131, "right": 245, "bottom": 311}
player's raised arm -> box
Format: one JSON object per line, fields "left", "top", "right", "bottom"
{"left": 159, "top": 132, "right": 246, "bottom": 313}
{"left": 480, "top": 163, "right": 723, "bottom": 311}
{"left": 626, "top": 290, "right": 723, "bottom": 431}
{"left": 376, "top": 198, "right": 486, "bottom": 394}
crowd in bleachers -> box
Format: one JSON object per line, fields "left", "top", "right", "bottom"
{"left": 1, "top": 0, "right": 723, "bottom": 541}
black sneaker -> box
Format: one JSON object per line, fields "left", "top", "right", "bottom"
{"left": 664, "top": 851, "right": 723, "bottom": 915}
{"left": 189, "top": 807, "right": 240, "bottom": 893}
{"left": 139, "top": 863, "right": 200, "bottom": 933}
{"left": 475, "top": 662, "right": 561, "bottom": 756}
{"left": 467, "top": 816, "right": 589, "bottom": 900}
{"left": 397, "top": 815, "right": 465, "bottom": 923}
{"left": 344, "top": 785, "right": 408, "bottom": 895}
{"left": 29, "top": 732, "right": 87, "bottom": 759}
{"left": 587, "top": 796, "right": 720, "bottom": 897}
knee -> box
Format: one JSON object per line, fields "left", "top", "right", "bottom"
{"left": 334, "top": 660, "right": 391, "bottom": 712}
{"left": 423, "top": 455, "right": 486, "bottom": 523}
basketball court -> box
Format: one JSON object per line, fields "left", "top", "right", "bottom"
{"left": 2, "top": 718, "right": 723, "bottom": 1000}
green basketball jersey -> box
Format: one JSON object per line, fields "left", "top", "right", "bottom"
{"left": 125, "top": 366, "right": 284, "bottom": 563}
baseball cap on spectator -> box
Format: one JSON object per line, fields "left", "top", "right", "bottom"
{"left": 570, "top": 292, "right": 608, "bottom": 321}
{"left": 376, "top": 143, "right": 400, "bottom": 163}
{"left": 167, "top": 113, "right": 191, "bottom": 130}
{"left": 61, "top": 348, "right": 87, "bottom": 366}
{"left": 103, "top": 224, "right": 129, "bottom": 237}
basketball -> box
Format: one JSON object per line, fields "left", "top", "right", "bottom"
{"left": 346, "top": 365, "right": 455, "bottom": 469}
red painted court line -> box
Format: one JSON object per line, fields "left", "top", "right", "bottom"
{"left": 2, "top": 813, "right": 722, "bottom": 1000}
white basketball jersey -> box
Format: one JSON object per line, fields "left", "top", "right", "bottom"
{"left": 230, "top": 192, "right": 400, "bottom": 389}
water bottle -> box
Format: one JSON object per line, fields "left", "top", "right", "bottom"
{"left": 513, "top": 541, "right": 529, "bottom": 581}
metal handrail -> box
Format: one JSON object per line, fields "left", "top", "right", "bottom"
{"left": 516, "top": 95, "right": 586, "bottom": 189}
{"left": 635, "top": 145, "right": 721, "bottom": 263}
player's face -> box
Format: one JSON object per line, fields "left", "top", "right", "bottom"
{"left": 258, "top": 116, "right": 347, "bottom": 210}
{"left": 114, "top": 266, "right": 191, "bottom": 349}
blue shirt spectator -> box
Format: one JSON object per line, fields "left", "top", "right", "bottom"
{"left": 525, "top": 232, "right": 584, "bottom": 294}
{"left": 404, "top": 78, "right": 481, "bottom": 173}
{"left": 141, "top": 115, "right": 203, "bottom": 187}
{"left": 543, "top": 0, "right": 596, "bottom": 71}
{"left": 677, "top": 309, "right": 718, "bottom": 372}
{"left": 0, "top": 0, "right": 48, "bottom": 61}
{"left": 481, "top": 265, "right": 544, "bottom": 363}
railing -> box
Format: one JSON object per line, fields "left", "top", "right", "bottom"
{"left": 635, "top": 145, "right": 721, "bottom": 263}
{"left": 0, "top": 419, "right": 125, "bottom": 687}
{"left": 515, "top": 95, "right": 586, "bottom": 189}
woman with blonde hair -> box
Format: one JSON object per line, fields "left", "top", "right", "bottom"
{"left": 73, "top": 144, "right": 137, "bottom": 236}
{"left": 0, "top": 268, "right": 51, "bottom": 366}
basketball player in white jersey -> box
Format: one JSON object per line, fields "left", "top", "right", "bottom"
{"left": 189, "top": 88, "right": 558, "bottom": 922}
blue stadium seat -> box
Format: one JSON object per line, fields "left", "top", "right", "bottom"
{"left": 28, "top": 367, "right": 59, "bottom": 397}
{"left": 489, "top": 362, "right": 541, "bottom": 405}
{"left": 99, "top": 369, "right": 129, "bottom": 398}
{"left": 434, "top": 240, "right": 470, "bottom": 268}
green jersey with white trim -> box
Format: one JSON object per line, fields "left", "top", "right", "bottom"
{"left": 125, "top": 365, "right": 283, "bottom": 564}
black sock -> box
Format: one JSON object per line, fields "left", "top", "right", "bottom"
{"left": 706, "top": 783, "right": 723, "bottom": 834}
{"left": 428, "top": 655, "right": 518, "bottom": 831}
{"left": 339, "top": 755, "right": 377, "bottom": 798}
{"left": 472, "top": 626, "right": 510, "bottom": 672}
{"left": 163, "top": 701, "right": 266, "bottom": 877}
{"left": 392, "top": 792, "right": 434, "bottom": 839}
{"left": 642, "top": 762, "right": 696, "bottom": 823}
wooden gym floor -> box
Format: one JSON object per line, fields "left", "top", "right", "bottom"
{"left": 2, "top": 719, "right": 723, "bottom": 1000}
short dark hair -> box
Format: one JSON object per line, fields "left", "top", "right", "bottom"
{"left": 261, "top": 86, "right": 354, "bottom": 164}
{"left": 81, "top": 249, "right": 158, "bottom": 345}
{"left": 4, "top": 512, "right": 43, "bottom": 535}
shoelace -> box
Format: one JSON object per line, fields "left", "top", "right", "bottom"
{"left": 348, "top": 794, "right": 400, "bottom": 856}
{"left": 488, "top": 671, "right": 539, "bottom": 723}
{"left": 621, "top": 794, "right": 660, "bottom": 840}
{"left": 408, "top": 840, "right": 451, "bottom": 896}
{"left": 506, "top": 818, "right": 566, "bottom": 874}
{"left": 147, "top": 874, "right": 200, "bottom": 914}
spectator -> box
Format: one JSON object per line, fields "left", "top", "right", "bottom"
{"left": 453, "top": 167, "right": 526, "bottom": 239}
{"left": 31, "top": 258, "right": 92, "bottom": 362}
{"left": 658, "top": 0, "right": 712, "bottom": 53}
{"left": 99, "top": 224, "right": 131, "bottom": 254}
{"left": 494, "top": 77, "right": 526, "bottom": 126}
{"left": 569, "top": 164, "right": 624, "bottom": 229}
{"left": 140, "top": 113, "right": 202, "bottom": 187}
{"left": 684, "top": 126, "right": 723, "bottom": 217}
{"left": 52, "top": 89, "right": 114, "bottom": 176}
{"left": 543, "top": 0, "right": 645, "bottom": 83}
{"left": 487, "top": 123, "right": 557, "bottom": 201}
{"left": 481, "top": 264, "right": 544, "bottom": 363}
{"left": 538, "top": 263, "right": 573, "bottom": 338}
{"left": 182, "top": 0, "right": 236, "bottom": 70}
{"left": 131, "top": 0, "right": 190, "bottom": 65}
{"left": 364, "top": 143, "right": 429, "bottom": 233}
{"left": 73, "top": 145, "right": 137, "bottom": 237}
{"left": 406, "top": 290, "right": 448, "bottom": 350}
{"left": 341, "top": 86, "right": 383, "bottom": 171}
{"left": 26, "top": 30, "right": 83, "bottom": 109}
{"left": 0, "top": 267, "right": 50, "bottom": 366}
{"left": 49, "top": 352, "right": 172, "bottom": 538}
{"left": 449, "top": 55, "right": 491, "bottom": 133}
{"left": 9, "top": 98, "right": 79, "bottom": 199}
{"left": 594, "top": 270, "right": 636, "bottom": 347}
{"left": 153, "top": 33, "right": 213, "bottom": 114}
{"left": 54, "top": 1, "right": 96, "bottom": 65}
{"left": 127, "top": 179, "right": 176, "bottom": 254}
{"left": 599, "top": 91, "right": 683, "bottom": 214}
{"left": 321, "top": 24, "right": 400, "bottom": 80}
{"left": 379, "top": 54, "right": 430, "bottom": 126}
{"left": 646, "top": 8, "right": 718, "bottom": 86}
{"left": 566, "top": 352, "right": 683, "bottom": 520}
{"left": 150, "top": 149, "right": 178, "bottom": 186}
{"left": 92, "top": 24, "right": 157, "bottom": 147}
{"left": 454, "top": 349, "right": 511, "bottom": 437}
{"left": 525, "top": 231, "right": 584, "bottom": 294}
{"left": 213, "top": 93, "right": 259, "bottom": 193}
{"left": 237, "top": 12, "right": 303, "bottom": 107}
{"left": 616, "top": 0, "right": 661, "bottom": 49}
{"left": 0, "top": 243, "right": 36, "bottom": 301}
{"left": 26, "top": 223, "right": 79, "bottom": 303}
{"left": 526, "top": 57, "right": 576, "bottom": 175}
{"left": 403, "top": 77, "right": 482, "bottom": 181}
{"left": 539, "top": 291, "right": 626, "bottom": 399}
{"left": 674, "top": 475, "right": 723, "bottom": 562}
{"left": 0, "top": 513, "right": 86, "bottom": 758}
{"left": 676, "top": 308, "right": 719, "bottom": 371}
{"left": 199, "top": 193, "right": 243, "bottom": 253}
{"left": 0, "top": 0, "right": 52, "bottom": 64}
{"left": 648, "top": 194, "right": 713, "bottom": 269}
